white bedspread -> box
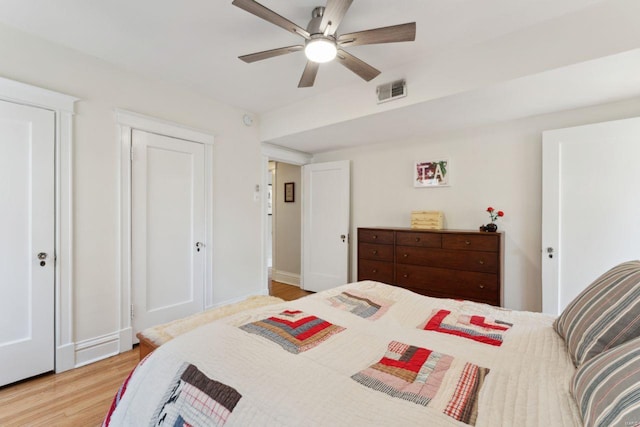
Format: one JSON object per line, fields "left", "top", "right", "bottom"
{"left": 104, "top": 281, "right": 582, "bottom": 426}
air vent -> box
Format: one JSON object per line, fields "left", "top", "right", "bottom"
{"left": 376, "top": 79, "right": 407, "bottom": 104}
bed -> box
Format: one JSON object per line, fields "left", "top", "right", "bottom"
{"left": 104, "top": 261, "right": 640, "bottom": 427}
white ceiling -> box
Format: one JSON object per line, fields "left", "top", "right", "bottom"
{"left": 0, "top": 0, "right": 637, "bottom": 153}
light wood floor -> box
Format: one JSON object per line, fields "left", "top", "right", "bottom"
{"left": 0, "top": 348, "right": 139, "bottom": 427}
{"left": 270, "top": 280, "right": 314, "bottom": 301}
{"left": 0, "top": 281, "right": 311, "bottom": 426}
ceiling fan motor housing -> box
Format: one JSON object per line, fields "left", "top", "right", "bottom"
{"left": 307, "top": 6, "right": 326, "bottom": 34}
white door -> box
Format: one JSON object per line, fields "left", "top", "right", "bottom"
{"left": 0, "top": 99, "right": 55, "bottom": 386}
{"left": 131, "top": 129, "right": 206, "bottom": 334}
{"left": 302, "top": 161, "right": 350, "bottom": 292}
{"left": 542, "top": 117, "right": 640, "bottom": 314}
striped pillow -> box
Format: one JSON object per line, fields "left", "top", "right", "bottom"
{"left": 554, "top": 260, "right": 640, "bottom": 366}
{"left": 571, "top": 337, "right": 640, "bottom": 427}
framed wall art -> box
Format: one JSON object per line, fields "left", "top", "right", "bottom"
{"left": 414, "top": 159, "right": 449, "bottom": 187}
{"left": 284, "top": 182, "right": 295, "bottom": 202}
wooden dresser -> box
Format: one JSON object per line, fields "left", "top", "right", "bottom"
{"left": 357, "top": 227, "right": 503, "bottom": 306}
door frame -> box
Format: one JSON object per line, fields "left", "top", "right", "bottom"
{"left": 261, "top": 143, "right": 312, "bottom": 293}
{"left": 0, "top": 76, "right": 78, "bottom": 373}
{"left": 117, "top": 109, "right": 214, "bottom": 351}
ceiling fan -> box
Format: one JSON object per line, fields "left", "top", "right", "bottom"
{"left": 232, "top": 0, "right": 416, "bottom": 88}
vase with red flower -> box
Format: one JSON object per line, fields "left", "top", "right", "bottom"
{"left": 480, "top": 207, "right": 504, "bottom": 232}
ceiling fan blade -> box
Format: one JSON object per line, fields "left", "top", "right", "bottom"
{"left": 338, "top": 22, "right": 416, "bottom": 47}
{"left": 335, "top": 49, "right": 380, "bottom": 81}
{"left": 239, "top": 45, "right": 304, "bottom": 63}
{"left": 232, "top": 0, "right": 310, "bottom": 39}
{"left": 320, "top": 0, "right": 353, "bottom": 36}
{"left": 298, "top": 61, "right": 320, "bottom": 88}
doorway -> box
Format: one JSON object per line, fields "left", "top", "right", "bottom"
{"left": 117, "top": 110, "right": 214, "bottom": 350}
{"left": 261, "top": 144, "right": 311, "bottom": 294}
{"left": 261, "top": 144, "right": 351, "bottom": 295}
{"left": 269, "top": 161, "right": 303, "bottom": 289}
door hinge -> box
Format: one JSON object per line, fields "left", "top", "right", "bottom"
{"left": 130, "top": 304, "right": 134, "bottom": 319}
{"left": 130, "top": 146, "right": 134, "bottom": 161}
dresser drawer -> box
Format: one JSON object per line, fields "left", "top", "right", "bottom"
{"left": 396, "top": 247, "right": 498, "bottom": 274}
{"left": 358, "top": 259, "right": 394, "bottom": 284}
{"left": 358, "top": 242, "right": 394, "bottom": 262}
{"left": 395, "top": 231, "right": 442, "bottom": 248}
{"left": 358, "top": 229, "right": 394, "bottom": 245}
{"left": 396, "top": 264, "right": 498, "bottom": 299}
{"left": 442, "top": 234, "right": 499, "bottom": 252}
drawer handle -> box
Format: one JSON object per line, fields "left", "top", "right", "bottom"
{"left": 372, "top": 269, "right": 378, "bottom": 273}
{"left": 478, "top": 284, "right": 485, "bottom": 289}
{"left": 372, "top": 250, "right": 378, "bottom": 255}
{"left": 403, "top": 253, "right": 408, "bottom": 258}
{"left": 415, "top": 237, "right": 421, "bottom": 242}
{"left": 403, "top": 274, "right": 408, "bottom": 278}
{"left": 372, "top": 235, "right": 378, "bottom": 240}
{"left": 465, "top": 240, "right": 471, "bottom": 245}
{"left": 478, "top": 260, "right": 485, "bottom": 265}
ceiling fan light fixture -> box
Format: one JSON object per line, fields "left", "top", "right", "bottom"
{"left": 304, "top": 37, "right": 337, "bottom": 63}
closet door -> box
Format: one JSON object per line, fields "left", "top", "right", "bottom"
{"left": 131, "top": 129, "right": 206, "bottom": 334}
{"left": 0, "top": 99, "right": 55, "bottom": 386}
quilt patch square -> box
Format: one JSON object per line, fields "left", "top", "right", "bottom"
{"left": 444, "top": 362, "right": 490, "bottom": 425}
{"left": 419, "top": 309, "right": 513, "bottom": 346}
{"left": 239, "top": 310, "right": 345, "bottom": 354}
{"left": 153, "top": 364, "right": 241, "bottom": 427}
{"left": 326, "top": 290, "right": 394, "bottom": 320}
{"left": 351, "top": 341, "right": 454, "bottom": 406}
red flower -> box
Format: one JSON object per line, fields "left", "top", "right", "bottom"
{"left": 486, "top": 206, "right": 505, "bottom": 223}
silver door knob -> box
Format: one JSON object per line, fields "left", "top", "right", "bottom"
{"left": 37, "top": 252, "right": 48, "bottom": 260}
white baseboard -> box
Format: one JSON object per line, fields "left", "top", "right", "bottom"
{"left": 55, "top": 343, "right": 75, "bottom": 373}
{"left": 119, "top": 327, "right": 133, "bottom": 352}
{"left": 272, "top": 270, "right": 300, "bottom": 286}
{"left": 74, "top": 332, "right": 120, "bottom": 368}
{"left": 71, "top": 289, "right": 276, "bottom": 368}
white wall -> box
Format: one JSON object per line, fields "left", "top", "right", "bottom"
{"left": 0, "top": 23, "right": 263, "bottom": 362}
{"left": 273, "top": 162, "right": 302, "bottom": 284}
{"left": 314, "top": 97, "right": 640, "bottom": 312}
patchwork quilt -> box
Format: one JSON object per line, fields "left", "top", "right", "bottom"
{"left": 104, "top": 281, "right": 582, "bottom": 426}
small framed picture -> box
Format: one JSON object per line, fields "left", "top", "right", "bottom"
{"left": 414, "top": 159, "right": 449, "bottom": 187}
{"left": 284, "top": 182, "right": 295, "bottom": 202}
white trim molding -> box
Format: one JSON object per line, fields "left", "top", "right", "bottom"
{"left": 117, "top": 109, "right": 215, "bottom": 353}
{"left": 261, "top": 143, "right": 312, "bottom": 296}
{"left": 74, "top": 332, "right": 120, "bottom": 368}
{"left": 0, "top": 76, "right": 78, "bottom": 374}
{"left": 115, "top": 109, "right": 215, "bottom": 145}
{"left": 272, "top": 270, "right": 301, "bottom": 287}
{"left": 262, "top": 142, "right": 312, "bottom": 165}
